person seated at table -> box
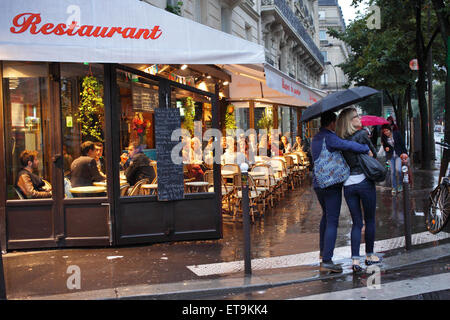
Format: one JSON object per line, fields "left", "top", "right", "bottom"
{"left": 15, "top": 150, "right": 52, "bottom": 199}
{"left": 222, "top": 138, "right": 246, "bottom": 165}
{"left": 94, "top": 142, "right": 106, "bottom": 178}
{"left": 292, "top": 135, "right": 304, "bottom": 152}
{"left": 125, "top": 142, "right": 156, "bottom": 186}
{"left": 70, "top": 141, "right": 106, "bottom": 188}
{"left": 281, "top": 136, "right": 292, "bottom": 154}
{"left": 191, "top": 136, "right": 203, "bottom": 162}
{"left": 204, "top": 137, "right": 215, "bottom": 168}
{"left": 182, "top": 135, "right": 193, "bottom": 163}
{"left": 258, "top": 134, "right": 269, "bottom": 157}
{"left": 269, "top": 135, "right": 283, "bottom": 156}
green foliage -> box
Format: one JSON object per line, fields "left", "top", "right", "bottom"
{"left": 182, "top": 97, "right": 195, "bottom": 135}
{"left": 166, "top": 1, "right": 183, "bottom": 15}
{"left": 225, "top": 104, "right": 237, "bottom": 130}
{"left": 77, "top": 76, "right": 104, "bottom": 142}
{"left": 256, "top": 111, "right": 273, "bottom": 131}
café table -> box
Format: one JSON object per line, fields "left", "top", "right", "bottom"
{"left": 69, "top": 186, "right": 107, "bottom": 197}
{"left": 93, "top": 180, "right": 128, "bottom": 187}
{"left": 221, "top": 170, "right": 235, "bottom": 177}
{"left": 185, "top": 181, "right": 209, "bottom": 193}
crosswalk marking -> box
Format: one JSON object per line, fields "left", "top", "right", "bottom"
{"left": 291, "top": 273, "right": 450, "bottom": 300}
{"left": 186, "top": 231, "right": 450, "bottom": 276}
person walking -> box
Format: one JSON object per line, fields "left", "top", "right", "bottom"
{"left": 336, "top": 108, "right": 381, "bottom": 273}
{"left": 311, "top": 111, "right": 371, "bottom": 273}
{"left": 380, "top": 124, "right": 408, "bottom": 195}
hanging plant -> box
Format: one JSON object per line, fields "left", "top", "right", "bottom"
{"left": 225, "top": 104, "right": 237, "bottom": 130}
{"left": 257, "top": 110, "right": 273, "bottom": 131}
{"left": 76, "top": 75, "right": 105, "bottom": 142}
{"left": 181, "top": 97, "right": 195, "bottom": 136}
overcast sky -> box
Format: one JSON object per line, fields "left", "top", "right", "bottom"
{"left": 338, "top": 0, "right": 369, "bottom": 25}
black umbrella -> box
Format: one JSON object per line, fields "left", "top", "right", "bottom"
{"left": 300, "top": 86, "right": 379, "bottom": 122}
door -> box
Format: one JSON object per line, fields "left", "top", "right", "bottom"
{"left": 0, "top": 61, "right": 111, "bottom": 251}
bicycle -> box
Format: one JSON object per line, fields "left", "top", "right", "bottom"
{"left": 425, "top": 141, "right": 450, "bottom": 234}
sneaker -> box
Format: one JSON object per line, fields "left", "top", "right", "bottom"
{"left": 320, "top": 261, "right": 343, "bottom": 273}
{"left": 352, "top": 259, "right": 364, "bottom": 274}
{"left": 397, "top": 185, "right": 403, "bottom": 193}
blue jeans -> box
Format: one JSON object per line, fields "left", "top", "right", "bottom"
{"left": 343, "top": 179, "right": 376, "bottom": 258}
{"left": 389, "top": 156, "right": 402, "bottom": 189}
{"left": 314, "top": 184, "right": 343, "bottom": 262}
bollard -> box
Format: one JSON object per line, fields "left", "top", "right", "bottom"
{"left": 0, "top": 241, "right": 6, "bottom": 300}
{"left": 402, "top": 163, "right": 412, "bottom": 250}
{"left": 240, "top": 162, "right": 252, "bottom": 275}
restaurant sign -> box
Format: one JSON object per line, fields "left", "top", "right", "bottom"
{"left": 0, "top": 0, "right": 264, "bottom": 64}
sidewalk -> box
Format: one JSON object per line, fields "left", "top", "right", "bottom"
{"left": 2, "top": 167, "right": 449, "bottom": 300}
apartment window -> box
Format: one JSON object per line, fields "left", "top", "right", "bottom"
{"left": 321, "top": 73, "right": 328, "bottom": 86}
{"left": 319, "top": 11, "right": 326, "bottom": 20}
{"left": 319, "top": 30, "right": 327, "bottom": 41}
{"left": 221, "top": 7, "right": 231, "bottom": 34}
{"left": 194, "top": 0, "right": 207, "bottom": 24}
{"left": 320, "top": 51, "right": 328, "bottom": 62}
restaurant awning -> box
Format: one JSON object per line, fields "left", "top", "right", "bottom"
{"left": 0, "top": 0, "right": 264, "bottom": 64}
{"left": 223, "top": 63, "right": 326, "bottom": 107}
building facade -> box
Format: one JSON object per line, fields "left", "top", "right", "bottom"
{"left": 318, "top": 0, "right": 350, "bottom": 93}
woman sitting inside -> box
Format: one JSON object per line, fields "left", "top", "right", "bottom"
{"left": 124, "top": 143, "right": 156, "bottom": 186}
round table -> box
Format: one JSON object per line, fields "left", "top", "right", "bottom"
{"left": 221, "top": 170, "right": 236, "bottom": 177}
{"left": 93, "top": 180, "right": 128, "bottom": 187}
{"left": 185, "top": 181, "right": 209, "bottom": 193}
{"left": 70, "top": 186, "right": 107, "bottom": 197}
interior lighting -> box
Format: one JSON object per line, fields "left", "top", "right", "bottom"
{"left": 181, "top": 64, "right": 188, "bottom": 70}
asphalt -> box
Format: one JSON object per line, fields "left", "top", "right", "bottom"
{"left": 1, "top": 165, "right": 449, "bottom": 300}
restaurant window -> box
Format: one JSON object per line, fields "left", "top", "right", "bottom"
{"left": 172, "top": 86, "right": 215, "bottom": 194}
{"left": 278, "top": 106, "right": 292, "bottom": 145}
{"left": 3, "top": 62, "right": 52, "bottom": 200}
{"left": 233, "top": 102, "right": 250, "bottom": 133}
{"left": 60, "top": 63, "right": 107, "bottom": 198}
{"left": 117, "top": 69, "right": 159, "bottom": 197}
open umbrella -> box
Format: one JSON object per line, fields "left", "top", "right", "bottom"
{"left": 360, "top": 115, "right": 389, "bottom": 126}
{"left": 300, "top": 86, "right": 379, "bottom": 122}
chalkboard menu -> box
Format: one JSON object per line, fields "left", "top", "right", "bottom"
{"left": 132, "top": 83, "right": 158, "bottom": 112}
{"left": 155, "top": 108, "right": 184, "bottom": 201}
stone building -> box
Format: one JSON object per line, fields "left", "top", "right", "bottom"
{"left": 318, "top": 0, "right": 350, "bottom": 92}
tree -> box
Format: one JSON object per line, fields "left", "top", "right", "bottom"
{"left": 77, "top": 76, "right": 104, "bottom": 142}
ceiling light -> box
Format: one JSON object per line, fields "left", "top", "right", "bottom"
{"left": 223, "top": 81, "right": 229, "bottom": 85}
{"left": 181, "top": 64, "right": 188, "bottom": 70}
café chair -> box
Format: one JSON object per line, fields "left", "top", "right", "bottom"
{"left": 127, "top": 178, "right": 150, "bottom": 196}
{"left": 231, "top": 174, "right": 262, "bottom": 223}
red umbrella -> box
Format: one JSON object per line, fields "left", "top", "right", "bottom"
{"left": 360, "top": 115, "right": 389, "bottom": 126}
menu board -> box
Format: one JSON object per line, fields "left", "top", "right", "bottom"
{"left": 132, "top": 84, "right": 158, "bottom": 112}
{"left": 155, "top": 108, "right": 184, "bottom": 201}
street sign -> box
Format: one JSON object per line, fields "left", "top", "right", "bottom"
{"left": 409, "top": 59, "right": 419, "bottom": 71}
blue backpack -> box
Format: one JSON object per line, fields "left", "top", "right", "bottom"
{"left": 313, "top": 138, "right": 350, "bottom": 188}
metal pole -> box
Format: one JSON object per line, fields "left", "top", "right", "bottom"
{"left": 240, "top": 163, "right": 252, "bottom": 275}
{"left": 402, "top": 163, "right": 412, "bottom": 250}
{"left": 0, "top": 240, "right": 6, "bottom": 299}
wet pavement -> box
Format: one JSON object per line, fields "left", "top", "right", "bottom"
{"left": 2, "top": 166, "right": 449, "bottom": 299}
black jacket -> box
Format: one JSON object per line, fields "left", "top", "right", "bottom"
{"left": 381, "top": 130, "right": 407, "bottom": 160}
{"left": 70, "top": 156, "right": 105, "bottom": 188}
{"left": 125, "top": 152, "right": 156, "bottom": 186}
{"left": 342, "top": 129, "right": 377, "bottom": 175}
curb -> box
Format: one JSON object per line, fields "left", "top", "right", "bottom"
{"left": 25, "top": 242, "right": 450, "bottom": 300}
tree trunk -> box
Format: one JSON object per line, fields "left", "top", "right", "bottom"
{"left": 432, "top": 0, "right": 450, "bottom": 182}
{"left": 416, "top": 0, "right": 431, "bottom": 169}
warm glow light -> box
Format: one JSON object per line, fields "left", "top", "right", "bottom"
{"left": 197, "top": 81, "right": 208, "bottom": 91}
{"left": 181, "top": 64, "right": 188, "bottom": 70}
{"left": 223, "top": 81, "right": 229, "bottom": 85}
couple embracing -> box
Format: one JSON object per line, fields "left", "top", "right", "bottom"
{"left": 312, "top": 108, "right": 384, "bottom": 274}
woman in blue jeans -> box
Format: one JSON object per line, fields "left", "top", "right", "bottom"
{"left": 311, "top": 111, "right": 370, "bottom": 273}
{"left": 336, "top": 108, "right": 381, "bottom": 273}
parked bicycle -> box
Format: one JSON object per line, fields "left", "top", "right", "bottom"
{"left": 425, "top": 141, "right": 450, "bottom": 234}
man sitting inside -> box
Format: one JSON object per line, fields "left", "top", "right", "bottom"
{"left": 15, "top": 150, "right": 52, "bottom": 198}
{"left": 70, "top": 141, "right": 106, "bottom": 188}
{"left": 125, "top": 143, "right": 156, "bottom": 186}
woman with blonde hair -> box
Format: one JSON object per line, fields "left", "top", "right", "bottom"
{"left": 336, "top": 107, "right": 380, "bottom": 273}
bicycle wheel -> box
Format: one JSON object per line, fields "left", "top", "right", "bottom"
{"left": 426, "top": 184, "right": 450, "bottom": 234}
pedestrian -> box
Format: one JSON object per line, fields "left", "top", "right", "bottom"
{"left": 336, "top": 108, "right": 381, "bottom": 272}
{"left": 380, "top": 124, "right": 408, "bottom": 195}
{"left": 311, "top": 111, "right": 370, "bottom": 273}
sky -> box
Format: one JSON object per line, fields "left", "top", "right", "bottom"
{"left": 338, "top": 0, "right": 369, "bottom": 25}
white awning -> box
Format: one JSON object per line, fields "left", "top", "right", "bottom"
{"left": 224, "top": 63, "right": 325, "bottom": 107}
{"left": 0, "top": 0, "right": 265, "bottom": 64}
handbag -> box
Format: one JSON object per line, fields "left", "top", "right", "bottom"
{"left": 313, "top": 138, "right": 350, "bottom": 188}
{"left": 358, "top": 153, "right": 387, "bottom": 182}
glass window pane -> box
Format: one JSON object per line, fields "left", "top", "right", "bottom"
{"left": 173, "top": 86, "right": 215, "bottom": 194}
{"left": 61, "top": 63, "right": 107, "bottom": 198}
{"left": 117, "top": 70, "right": 158, "bottom": 197}
{"left": 3, "top": 62, "right": 52, "bottom": 200}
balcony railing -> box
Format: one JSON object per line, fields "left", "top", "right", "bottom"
{"left": 262, "top": 0, "right": 325, "bottom": 66}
